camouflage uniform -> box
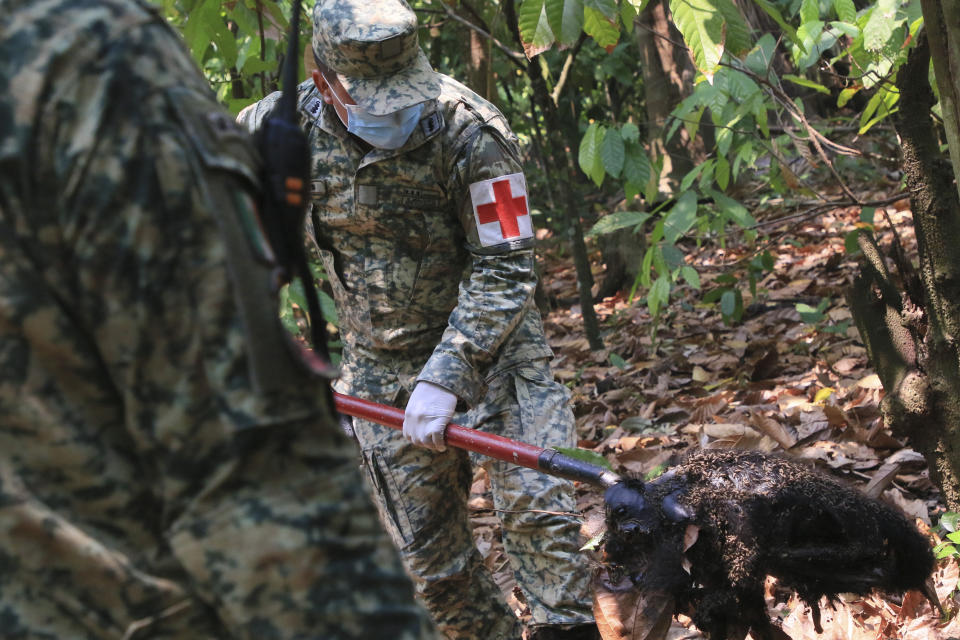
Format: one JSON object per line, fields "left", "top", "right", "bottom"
{"left": 0, "top": 1, "right": 435, "bottom": 638}
{"left": 239, "top": 2, "right": 595, "bottom": 637}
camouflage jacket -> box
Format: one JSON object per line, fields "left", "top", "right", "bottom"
{"left": 239, "top": 76, "right": 553, "bottom": 406}
{"left": 0, "top": 1, "right": 359, "bottom": 637}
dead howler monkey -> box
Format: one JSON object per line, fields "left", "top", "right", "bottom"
{"left": 603, "top": 449, "right": 935, "bottom": 640}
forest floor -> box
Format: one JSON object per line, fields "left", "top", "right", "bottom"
{"left": 468, "top": 181, "right": 960, "bottom": 639}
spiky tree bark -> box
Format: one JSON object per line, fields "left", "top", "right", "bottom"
{"left": 847, "top": 4, "right": 960, "bottom": 509}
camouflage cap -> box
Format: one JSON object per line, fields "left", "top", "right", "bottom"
{"left": 312, "top": 0, "right": 442, "bottom": 116}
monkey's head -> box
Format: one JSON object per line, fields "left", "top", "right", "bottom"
{"left": 604, "top": 479, "right": 657, "bottom": 538}
{"left": 603, "top": 473, "right": 696, "bottom": 572}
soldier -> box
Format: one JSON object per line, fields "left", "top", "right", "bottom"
{"left": 239, "top": 1, "right": 599, "bottom": 638}
{"left": 0, "top": 1, "right": 435, "bottom": 638}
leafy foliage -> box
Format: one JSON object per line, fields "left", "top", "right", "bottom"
{"left": 157, "top": 0, "right": 932, "bottom": 340}
{"left": 150, "top": 0, "right": 311, "bottom": 114}
{"left": 532, "top": 0, "right": 925, "bottom": 326}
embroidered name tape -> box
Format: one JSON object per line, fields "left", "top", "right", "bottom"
{"left": 304, "top": 97, "right": 323, "bottom": 119}
{"left": 469, "top": 172, "right": 532, "bottom": 247}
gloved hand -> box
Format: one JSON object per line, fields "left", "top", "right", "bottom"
{"left": 403, "top": 381, "right": 457, "bottom": 452}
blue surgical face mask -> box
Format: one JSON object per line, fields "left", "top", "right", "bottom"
{"left": 328, "top": 87, "right": 424, "bottom": 150}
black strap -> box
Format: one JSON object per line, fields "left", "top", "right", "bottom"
{"left": 254, "top": 0, "right": 335, "bottom": 379}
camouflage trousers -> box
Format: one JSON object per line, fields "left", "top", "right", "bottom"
{"left": 0, "top": 422, "right": 436, "bottom": 640}
{"left": 346, "top": 358, "right": 595, "bottom": 639}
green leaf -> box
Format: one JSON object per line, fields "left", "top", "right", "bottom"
{"left": 584, "top": 5, "right": 620, "bottom": 47}
{"left": 662, "top": 243, "right": 685, "bottom": 269}
{"left": 623, "top": 143, "right": 652, "bottom": 188}
{"left": 601, "top": 128, "right": 626, "bottom": 178}
{"left": 546, "top": 0, "right": 585, "bottom": 47}
{"left": 586, "top": 210, "right": 651, "bottom": 237}
{"left": 621, "top": 122, "right": 641, "bottom": 143}
{"left": 578, "top": 122, "right": 606, "bottom": 186}
{"left": 800, "top": 0, "right": 819, "bottom": 23}
{"left": 585, "top": 0, "right": 618, "bottom": 20}
{"left": 715, "top": 155, "right": 730, "bottom": 190}
{"left": 609, "top": 353, "right": 628, "bottom": 369}
{"left": 863, "top": 0, "right": 896, "bottom": 52}
{"left": 936, "top": 543, "right": 958, "bottom": 560}
{"left": 720, "top": 289, "right": 737, "bottom": 316}
{"left": 859, "top": 86, "right": 899, "bottom": 134}
{"left": 319, "top": 289, "right": 338, "bottom": 325}
{"left": 796, "top": 302, "right": 825, "bottom": 323}
{"left": 793, "top": 21, "right": 834, "bottom": 71}
{"left": 663, "top": 191, "right": 699, "bottom": 244}
{"left": 183, "top": 0, "right": 219, "bottom": 63}
{"left": 716, "top": 0, "right": 752, "bottom": 57}
{"left": 940, "top": 512, "right": 960, "bottom": 533}
{"left": 749, "top": 0, "right": 804, "bottom": 51}
{"left": 554, "top": 446, "right": 613, "bottom": 470}
{"left": 278, "top": 286, "right": 299, "bottom": 335}
{"left": 681, "top": 265, "right": 701, "bottom": 289}
{"left": 648, "top": 275, "right": 671, "bottom": 315}
{"left": 844, "top": 230, "right": 862, "bottom": 255}
{"left": 680, "top": 163, "right": 706, "bottom": 192}
{"left": 581, "top": 531, "right": 605, "bottom": 551}
{"left": 744, "top": 32, "right": 780, "bottom": 76}
{"left": 834, "top": 0, "right": 856, "bottom": 23}
{"left": 783, "top": 74, "right": 830, "bottom": 95}
{"left": 518, "top": 0, "right": 556, "bottom": 58}
{"left": 837, "top": 86, "right": 860, "bottom": 108}
{"left": 669, "top": 0, "right": 728, "bottom": 80}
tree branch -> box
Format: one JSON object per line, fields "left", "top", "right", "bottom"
{"left": 435, "top": 3, "right": 527, "bottom": 69}
{"left": 550, "top": 32, "right": 588, "bottom": 105}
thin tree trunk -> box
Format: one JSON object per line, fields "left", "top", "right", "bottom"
{"left": 458, "top": 3, "right": 495, "bottom": 102}
{"left": 924, "top": 0, "right": 960, "bottom": 206}
{"left": 504, "top": 0, "right": 603, "bottom": 350}
{"left": 635, "top": 0, "right": 706, "bottom": 194}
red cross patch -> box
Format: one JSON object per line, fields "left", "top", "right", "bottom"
{"left": 469, "top": 173, "right": 533, "bottom": 247}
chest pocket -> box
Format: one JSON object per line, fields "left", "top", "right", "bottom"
{"left": 358, "top": 184, "right": 463, "bottom": 347}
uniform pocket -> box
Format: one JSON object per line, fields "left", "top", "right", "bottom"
{"left": 360, "top": 188, "right": 459, "bottom": 344}
{"left": 513, "top": 361, "right": 576, "bottom": 450}
{"left": 361, "top": 448, "right": 415, "bottom": 548}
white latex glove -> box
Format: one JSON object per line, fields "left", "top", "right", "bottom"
{"left": 403, "top": 381, "right": 457, "bottom": 452}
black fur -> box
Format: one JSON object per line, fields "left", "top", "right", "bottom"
{"left": 602, "top": 449, "right": 935, "bottom": 640}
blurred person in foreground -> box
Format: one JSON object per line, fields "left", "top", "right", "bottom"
{"left": 0, "top": 0, "right": 435, "bottom": 638}
{"left": 238, "top": 1, "right": 599, "bottom": 638}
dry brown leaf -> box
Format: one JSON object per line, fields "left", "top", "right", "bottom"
{"left": 683, "top": 524, "right": 699, "bottom": 552}
{"left": 748, "top": 411, "right": 798, "bottom": 449}
{"left": 831, "top": 356, "right": 861, "bottom": 374}
{"left": 691, "top": 423, "right": 780, "bottom": 452}
{"left": 781, "top": 596, "right": 878, "bottom": 640}
{"left": 688, "top": 394, "right": 729, "bottom": 424}
{"left": 856, "top": 373, "right": 883, "bottom": 389}
{"left": 863, "top": 462, "right": 900, "bottom": 499}
{"left": 593, "top": 570, "right": 675, "bottom": 640}
{"left": 882, "top": 488, "right": 931, "bottom": 524}
{"left": 933, "top": 558, "right": 960, "bottom": 603}
{"left": 821, "top": 404, "right": 848, "bottom": 429}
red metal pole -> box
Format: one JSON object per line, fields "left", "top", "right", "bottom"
{"left": 333, "top": 392, "right": 545, "bottom": 470}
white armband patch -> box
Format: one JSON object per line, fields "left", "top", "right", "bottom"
{"left": 469, "top": 173, "right": 533, "bottom": 247}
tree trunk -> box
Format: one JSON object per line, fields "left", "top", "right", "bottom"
{"left": 847, "top": 24, "right": 960, "bottom": 510}
{"left": 924, "top": 0, "right": 960, "bottom": 206}
{"left": 593, "top": 0, "right": 708, "bottom": 300}
{"left": 504, "top": 0, "right": 603, "bottom": 350}
{"left": 634, "top": 0, "right": 706, "bottom": 194}
{"left": 458, "top": 3, "right": 495, "bottom": 103}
